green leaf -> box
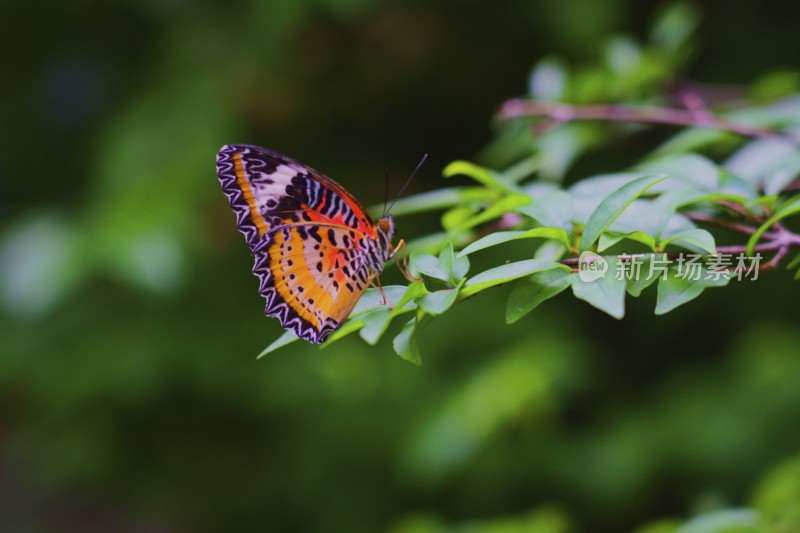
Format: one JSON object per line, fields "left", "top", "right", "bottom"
{"left": 655, "top": 265, "right": 730, "bottom": 315}
{"left": 443, "top": 161, "right": 514, "bottom": 192}
{"left": 321, "top": 286, "right": 417, "bottom": 347}
{"left": 325, "top": 287, "right": 411, "bottom": 346}
{"left": 672, "top": 508, "right": 759, "bottom": 533}
{"left": 746, "top": 195, "right": 800, "bottom": 255}
{"left": 458, "top": 231, "right": 527, "bottom": 256}
{"left": 410, "top": 253, "right": 449, "bottom": 282}
{"left": 528, "top": 57, "right": 568, "bottom": 101}
{"left": 438, "top": 242, "right": 470, "bottom": 284}
{"left": 441, "top": 205, "right": 477, "bottom": 231}
{"left": 418, "top": 284, "right": 461, "bottom": 315}
{"left": 717, "top": 169, "right": 759, "bottom": 198}
{"left": 597, "top": 233, "right": 627, "bottom": 251}
{"left": 579, "top": 174, "right": 667, "bottom": 251}
{"left": 626, "top": 255, "right": 661, "bottom": 297}
{"left": 788, "top": 252, "right": 800, "bottom": 270}
{"left": 659, "top": 229, "right": 717, "bottom": 255}
{"left": 726, "top": 100, "right": 800, "bottom": 129}
{"left": 764, "top": 154, "right": 800, "bottom": 195}
{"left": 257, "top": 330, "right": 299, "bottom": 359}
{"left": 605, "top": 36, "right": 642, "bottom": 75}
{"left": 536, "top": 123, "right": 602, "bottom": 181}
{"left": 394, "top": 280, "right": 429, "bottom": 311}
{"left": 598, "top": 231, "right": 657, "bottom": 252}
{"left": 516, "top": 190, "right": 574, "bottom": 230}
{"left": 570, "top": 172, "right": 645, "bottom": 203}
{"left": 322, "top": 316, "right": 369, "bottom": 345}
{"left": 461, "top": 260, "right": 569, "bottom": 298}
{"left": 535, "top": 240, "right": 567, "bottom": 261}
{"left": 725, "top": 138, "right": 799, "bottom": 186}
{"left": 667, "top": 190, "right": 753, "bottom": 211}
{"left": 393, "top": 317, "right": 422, "bottom": 365}
{"left": 506, "top": 268, "right": 572, "bottom": 324}
{"left": 650, "top": 2, "right": 701, "bottom": 52}
{"left": 503, "top": 155, "right": 541, "bottom": 184}
{"left": 370, "top": 187, "right": 463, "bottom": 217}
{"left": 404, "top": 231, "right": 462, "bottom": 255}
{"left": 0, "top": 213, "right": 84, "bottom": 316}
{"left": 752, "top": 454, "right": 800, "bottom": 527}
{"left": 454, "top": 194, "right": 532, "bottom": 232}
{"left": 609, "top": 198, "right": 677, "bottom": 239}
{"left": 570, "top": 257, "right": 626, "bottom": 319}
{"left": 637, "top": 153, "right": 719, "bottom": 191}
{"left": 655, "top": 270, "right": 705, "bottom": 315}
{"left": 352, "top": 286, "right": 407, "bottom": 315}
{"left": 389, "top": 187, "right": 504, "bottom": 218}
{"left": 747, "top": 194, "right": 778, "bottom": 211}
{"left": 459, "top": 227, "right": 571, "bottom": 256}
{"left": 653, "top": 127, "right": 739, "bottom": 156}
{"left": 350, "top": 283, "right": 424, "bottom": 346}
{"left": 750, "top": 69, "right": 800, "bottom": 100}
{"left": 359, "top": 308, "right": 393, "bottom": 345}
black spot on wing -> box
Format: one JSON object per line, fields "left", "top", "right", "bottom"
{"left": 327, "top": 229, "right": 338, "bottom": 246}
{"left": 307, "top": 226, "right": 322, "bottom": 243}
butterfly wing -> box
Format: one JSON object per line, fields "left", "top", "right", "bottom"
{"left": 216, "top": 144, "right": 384, "bottom": 343}
{"left": 253, "top": 224, "right": 377, "bottom": 343}
{"left": 216, "top": 144, "right": 379, "bottom": 250}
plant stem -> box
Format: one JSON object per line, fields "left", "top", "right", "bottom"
{"left": 765, "top": 246, "right": 791, "bottom": 270}
{"left": 499, "top": 99, "right": 800, "bottom": 145}
{"left": 685, "top": 213, "right": 757, "bottom": 235}
{"left": 715, "top": 200, "right": 766, "bottom": 224}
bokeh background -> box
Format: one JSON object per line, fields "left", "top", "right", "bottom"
{"left": 2, "top": 0, "right": 800, "bottom": 531}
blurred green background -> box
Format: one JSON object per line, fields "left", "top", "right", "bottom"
{"left": 2, "top": 1, "right": 800, "bottom": 531}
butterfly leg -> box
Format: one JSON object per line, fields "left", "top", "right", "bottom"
{"left": 368, "top": 275, "right": 391, "bottom": 307}
{"left": 369, "top": 276, "right": 391, "bottom": 309}
{"left": 391, "top": 239, "right": 421, "bottom": 282}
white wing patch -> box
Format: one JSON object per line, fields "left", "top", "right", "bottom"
{"left": 244, "top": 161, "right": 300, "bottom": 215}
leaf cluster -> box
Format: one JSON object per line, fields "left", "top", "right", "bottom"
{"left": 263, "top": 4, "right": 800, "bottom": 361}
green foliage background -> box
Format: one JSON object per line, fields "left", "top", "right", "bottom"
{"left": 2, "top": 1, "right": 800, "bottom": 531}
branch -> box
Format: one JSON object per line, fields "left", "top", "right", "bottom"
{"left": 715, "top": 200, "right": 766, "bottom": 224}
{"left": 684, "top": 213, "right": 758, "bottom": 235}
{"left": 764, "top": 246, "right": 791, "bottom": 270}
{"left": 499, "top": 99, "right": 800, "bottom": 145}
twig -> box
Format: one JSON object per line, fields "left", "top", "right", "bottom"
{"left": 495, "top": 98, "right": 800, "bottom": 272}
{"left": 764, "top": 246, "right": 790, "bottom": 270}
{"left": 715, "top": 200, "right": 766, "bottom": 224}
{"left": 785, "top": 178, "right": 800, "bottom": 192}
{"left": 685, "top": 213, "right": 757, "bottom": 235}
{"left": 499, "top": 99, "right": 800, "bottom": 146}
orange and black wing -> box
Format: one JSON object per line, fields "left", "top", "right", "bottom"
{"left": 216, "top": 144, "right": 382, "bottom": 343}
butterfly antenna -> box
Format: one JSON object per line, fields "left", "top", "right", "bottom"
{"left": 382, "top": 171, "right": 391, "bottom": 217}
{"left": 386, "top": 153, "right": 428, "bottom": 215}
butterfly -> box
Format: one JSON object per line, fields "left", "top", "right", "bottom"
{"left": 216, "top": 144, "right": 398, "bottom": 344}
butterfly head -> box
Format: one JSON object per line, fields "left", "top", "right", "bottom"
{"left": 375, "top": 215, "right": 396, "bottom": 262}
